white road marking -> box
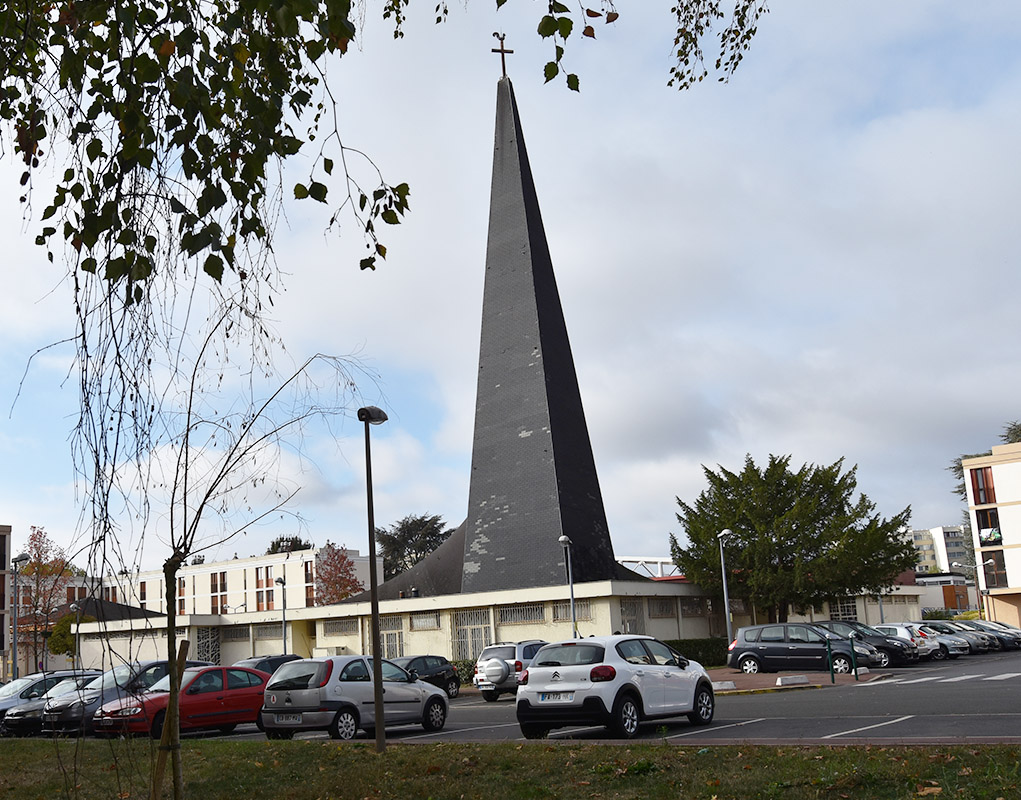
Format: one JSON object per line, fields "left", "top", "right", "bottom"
{"left": 822, "top": 715, "right": 914, "bottom": 739}
{"left": 982, "top": 673, "right": 1021, "bottom": 681}
{"left": 891, "top": 677, "right": 943, "bottom": 685}
{"left": 666, "top": 718, "right": 768, "bottom": 739}
{"left": 939, "top": 675, "right": 984, "bottom": 682}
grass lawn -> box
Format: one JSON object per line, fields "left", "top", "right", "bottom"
{"left": 0, "top": 739, "right": 1016, "bottom": 800}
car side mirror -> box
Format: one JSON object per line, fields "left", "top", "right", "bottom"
{"left": 408, "top": 669, "right": 419, "bottom": 682}
{"left": 186, "top": 685, "right": 200, "bottom": 695}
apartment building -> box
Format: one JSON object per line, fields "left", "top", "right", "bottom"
{"left": 909, "top": 526, "right": 972, "bottom": 574}
{"left": 962, "top": 441, "right": 1021, "bottom": 624}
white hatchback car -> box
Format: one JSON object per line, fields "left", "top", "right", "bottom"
{"left": 260, "top": 656, "right": 448, "bottom": 740}
{"left": 515, "top": 635, "right": 714, "bottom": 739}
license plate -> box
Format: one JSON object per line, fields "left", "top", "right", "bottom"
{"left": 539, "top": 692, "right": 574, "bottom": 703}
{"left": 275, "top": 713, "right": 302, "bottom": 725}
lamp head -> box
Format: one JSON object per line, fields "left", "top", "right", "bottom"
{"left": 275, "top": 576, "right": 286, "bottom": 586}
{"left": 718, "top": 529, "right": 732, "bottom": 540}
{"left": 357, "top": 406, "right": 388, "bottom": 425}
{"left": 12, "top": 552, "right": 30, "bottom": 568}
{"left": 558, "top": 535, "right": 571, "bottom": 547}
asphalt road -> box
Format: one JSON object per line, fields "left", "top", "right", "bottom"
{"left": 223, "top": 649, "right": 1021, "bottom": 746}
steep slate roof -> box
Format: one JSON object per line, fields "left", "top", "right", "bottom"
{"left": 363, "top": 77, "right": 638, "bottom": 603}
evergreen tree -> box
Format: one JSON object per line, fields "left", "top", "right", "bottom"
{"left": 671, "top": 454, "right": 915, "bottom": 623}
{"left": 266, "top": 534, "right": 315, "bottom": 555}
{"left": 375, "top": 514, "right": 453, "bottom": 580}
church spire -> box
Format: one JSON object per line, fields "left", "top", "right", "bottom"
{"left": 461, "top": 78, "right": 622, "bottom": 592}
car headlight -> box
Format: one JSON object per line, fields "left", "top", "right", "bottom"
{"left": 23, "top": 708, "right": 43, "bottom": 719}
{"left": 853, "top": 646, "right": 870, "bottom": 655}
{"left": 112, "top": 707, "right": 144, "bottom": 717}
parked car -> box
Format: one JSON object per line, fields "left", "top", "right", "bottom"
{"left": 812, "top": 620, "right": 919, "bottom": 666}
{"left": 874, "top": 624, "right": 939, "bottom": 660}
{"left": 231, "top": 654, "right": 301, "bottom": 676}
{"left": 954, "top": 619, "right": 1021, "bottom": 649}
{"left": 260, "top": 655, "right": 448, "bottom": 740}
{"left": 515, "top": 635, "right": 714, "bottom": 739}
{"left": 473, "top": 640, "right": 547, "bottom": 702}
{"left": 727, "top": 623, "right": 878, "bottom": 674}
{"left": 0, "top": 670, "right": 87, "bottom": 724}
{"left": 93, "top": 665, "right": 270, "bottom": 738}
{"left": 0, "top": 672, "right": 100, "bottom": 736}
{"left": 42, "top": 658, "right": 213, "bottom": 735}
{"left": 391, "top": 655, "right": 460, "bottom": 698}
{"left": 915, "top": 620, "right": 992, "bottom": 654}
{"left": 906, "top": 623, "right": 970, "bottom": 660}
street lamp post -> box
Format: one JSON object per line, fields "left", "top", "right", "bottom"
{"left": 11, "top": 553, "right": 29, "bottom": 680}
{"left": 558, "top": 535, "right": 578, "bottom": 638}
{"left": 40, "top": 607, "right": 58, "bottom": 672}
{"left": 357, "top": 405, "right": 388, "bottom": 754}
{"left": 274, "top": 576, "right": 287, "bottom": 654}
{"left": 952, "top": 559, "right": 996, "bottom": 618}
{"left": 718, "top": 530, "right": 734, "bottom": 644}
{"left": 69, "top": 603, "right": 82, "bottom": 670}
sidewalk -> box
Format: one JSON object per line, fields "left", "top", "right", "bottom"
{"left": 707, "top": 665, "right": 887, "bottom": 694}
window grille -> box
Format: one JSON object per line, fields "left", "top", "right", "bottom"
{"left": 830, "top": 598, "right": 858, "bottom": 620}
{"left": 552, "top": 599, "right": 591, "bottom": 622}
{"left": 497, "top": 603, "right": 545, "bottom": 625}
{"left": 380, "top": 614, "right": 403, "bottom": 632}
{"left": 410, "top": 612, "right": 441, "bottom": 631}
{"left": 221, "top": 625, "right": 250, "bottom": 642}
{"left": 254, "top": 622, "right": 282, "bottom": 640}
{"left": 323, "top": 618, "right": 359, "bottom": 636}
{"left": 679, "top": 597, "right": 707, "bottom": 617}
{"left": 619, "top": 597, "right": 645, "bottom": 635}
{"left": 648, "top": 597, "right": 676, "bottom": 619}
{"left": 451, "top": 608, "right": 491, "bottom": 661}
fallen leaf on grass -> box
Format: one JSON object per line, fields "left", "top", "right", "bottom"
{"left": 958, "top": 767, "right": 972, "bottom": 776}
{"left": 916, "top": 787, "right": 942, "bottom": 796}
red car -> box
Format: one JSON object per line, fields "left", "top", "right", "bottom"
{"left": 93, "top": 665, "right": 269, "bottom": 738}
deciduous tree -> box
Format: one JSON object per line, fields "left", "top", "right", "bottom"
{"left": 314, "top": 542, "right": 364, "bottom": 605}
{"left": 17, "top": 526, "right": 77, "bottom": 669}
{"left": 670, "top": 454, "right": 915, "bottom": 623}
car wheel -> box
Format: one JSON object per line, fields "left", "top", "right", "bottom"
{"left": 218, "top": 724, "right": 237, "bottom": 734}
{"left": 687, "top": 683, "right": 715, "bottom": 726}
{"left": 266, "top": 729, "right": 294, "bottom": 740}
{"left": 149, "top": 711, "right": 166, "bottom": 741}
{"left": 255, "top": 714, "right": 266, "bottom": 733}
{"left": 609, "top": 694, "right": 641, "bottom": 739}
{"left": 520, "top": 723, "right": 549, "bottom": 739}
{"left": 328, "top": 709, "right": 358, "bottom": 740}
{"left": 445, "top": 678, "right": 460, "bottom": 699}
{"left": 932, "top": 645, "right": 948, "bottom": 661}
{"left": 876, "top": 650, "right": 891, "bottom": 668}
{"left": 481, "top": 690, "right": 500, "bottom": 703}
{"left": 831, "top": 655, "right": 852, "bottom": 674}
{"left": 422, "top": 698, "right": 447, "bottom": 732}
{"left": 738, "top": 656, "right": 760, "bottom": 674}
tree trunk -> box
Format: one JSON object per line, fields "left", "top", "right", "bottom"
{"left": 148, "top": 556, "right": 186, "bottom": 800}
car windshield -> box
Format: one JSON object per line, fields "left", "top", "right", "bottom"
{"left": 267, "top": 661, "right": 322, "bottom": 691}
{"left": 42, "top": 678, "right": 82, "bottom": 698}
{"left": 0, "top": 677, "right": 35, "bottom": 698}
{"left": 533, "top": 644, "right": 605, "bottom": 667}
{"left": 87, "top": 664, "right": 137, "bottom": 691}
{"left": 855, "top": 624, "right": 885, "bottom": 637}
{"left": 391, "top": 658, "right": 412, "bottom": 668}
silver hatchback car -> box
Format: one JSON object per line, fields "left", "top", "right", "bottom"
{"left": 260, "top": 656, "right": 448, "bottom": 740}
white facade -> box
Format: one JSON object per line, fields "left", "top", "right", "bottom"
{"left": 963, "top": 441, "right": 1021, "bottom": 625}
{"left": 98, "top": 547, "right": 380, "bottom": 618}
{"left": 909, "top": 526, "right": 971, "bottom": 574}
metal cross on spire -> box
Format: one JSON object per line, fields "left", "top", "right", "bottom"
{"left": 491, "top": 32, "right": 514, "bottom": 77}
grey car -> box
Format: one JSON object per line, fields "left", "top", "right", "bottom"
{"left": 0, "top": 673, "right": 101, "bottom": 736}
{"left": 260, "top": 655, "right": 448, "bottom": 740}
{"left": 41, "top": 658, "right": 212, "bottom": 735}
{"left": 0, "top": 670, "right": 88, "bottom": 725}
{"left": 727, "top": 623, "right": 878, "bottom": 674}
{"left": 473, "top": 640, "right": 547, "bottom": 702}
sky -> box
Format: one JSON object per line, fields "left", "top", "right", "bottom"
{"left": 2, "top": 2, "right": 1020, "bottom": 573}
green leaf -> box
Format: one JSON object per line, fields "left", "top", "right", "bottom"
{"left": 323, "top": 157, "right": 333, "bottom": 175}
{"left": 359, "top": 193, "right": 368, "bottom": 211}
{"left": 86, "top": 138, "right": 104, "bottom": 162}
{"left": 359, "top": 256, "right": 377, "bottom": 270}
{"left": 293, "top": 182, "right": 309, "bottom": 200}
{"left": 543, "top": 62, "right": 559, "bottom": 83}
{"left": 381, "top": 209, "right": 399, "bottom": 225}
{"left": 551, "top": 1, "right": 569, "bottom": 12}
{"left": 557, "top": 16, "right": 574, "bottom": 39}
{"left": 203, "top": 253, "right": 224, "bottom": 282}
{"left": 537, "top": 15, "right": 558, "bottom": 38}
{"left": 567, "top": 73, "right": 580, "bottom": 92}
{"left": 308, "top": 181, "right": 328, "bottom": 202}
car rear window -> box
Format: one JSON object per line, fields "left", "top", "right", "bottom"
{"left": 533, "top": 644, "right": 605, "bottom": 666}
{"left": 267, "top": 661, "right": 322, "bottom": 690}
{"left": 480, "top": 646, "right": 515, "bottom": 661}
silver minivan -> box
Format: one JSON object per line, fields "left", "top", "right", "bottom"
{"left": 260, "top": 656, "right": 447, "bottom": 740}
